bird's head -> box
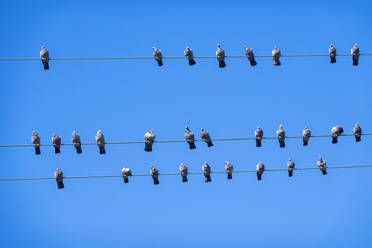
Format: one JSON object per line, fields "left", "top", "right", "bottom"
{"left": 201, "top": 128, "right": 204, "bottom": 132}
{"left": 41, "top": 46, "right": 45, "bottom": 49}
{"left": 152, "top": 47, "right": 156, "bottom": 50}
{"left": 32, "top": 131, "right": 37, "bottom": 135}
{"left": 244, "top": 45, "right": 248, "bottom": 48}
{"left": 217, "top": 44, "right": 220, "bottom": 48}
{"left": 97, "top": 130, "right": 102, "bottom": 134}
{"left": 319, "top": 156, "right": 323, "bottom": 161}
{"left": 354, "top": 44, "right": 358, "bottom": 47}
{"left": 330, "top": 44, "right": 334, "bottom": 48}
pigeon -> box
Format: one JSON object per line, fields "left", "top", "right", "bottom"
{"left": 225, "top": 161, "right": 233, "bottom": 179}
{"left": 54, "top": 168, "right": 64, "bottom": 189}
{"left": 329, "top": 44, "right": 336, "bottom": 63}
{"left": 302, "top": 126, "right": 311, "bottom": 146}
{"left": 51, "top": 134, "right": 61, "bottom": 154}
{"left": 31, "top": 131, "right": 41, "bottom": 155}
{"left": 152, "top": 47, "right": 163, "bottom": 66}
{"left": 202, "top": 162, "right": 212, "bottom": 182}
{"left": 184, "top": 47, "right": 196, "bottom": 66}
{"left": 244, "top": 46, "right": 257, "bottom": 66}
{"left": 150, "top": 166, "right": 159, "bottom": 185}
{"left": 331, "top": 126, "right": 344, "bottom": 144}
{"left": 287, "top": 158, "right": 295, "bottom": 177}
{"left": 121, "top": 166, "right": 132, "bottom": 183}
{"left": 317, "top": 156, "right": 327, "bottom": 175}
{"left": 276, "top": 124, "right": 286, "bottom": 148}
{"left": 144, "top": 130, "right": 155, "bottom": 152}
{"left": 71, "top": 131, "right": 82, "bottom": 154}
{"left": 179, "top": 163, "right": 188, "bottom": 182}
{"left": 351, "top": 44, "right": 359, "bottom": 66}
{"left": 255, "top": 127, "right": 263, "bottom": 147}
{"left": 185, "top": 126, "right": 196, "bottom": 149}
{"left": 353, "top": 123, "right": 362, "bottom": 142}
{"left": 200, "top": 128, "right": 213, "bottom": 147}
{"left": 272, "top": 46, "right": 281, "bottom": 66}
{"left": 256, "top": 161, "right": 265, "bottom": 181}
{"left": 216, "top": 44, "right": 226, "bottom": 68}
{"left": 40, "top": 46, "right": 50, "bottom": 70}
{"left": 95, "top": 130, "right": 106, "bottom": 154}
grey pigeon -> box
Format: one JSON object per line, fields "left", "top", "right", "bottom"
{"left": 225, "top": 161, "right": 233, "bottom": 179}
{"left": 256, "top": 161, "right": 265, "bottom": 181}
{"left": 317, "top": 156, "right": 327, "bottom": 175}
{"left": 31, "top": 131, "right": 41, "bottom": 155}
{"left": 202, "top": 162, "right": 212, "bottom": 182}
{"left": 184, "top": 47, "right": 196, "bottom": 66}
{"left": 353, "top": 123, "right": 362, "bottom": 142}
{"left": 244, "top": 45, "right": 257, "bottom": 66}
{"left": 287, "top": 158, "right": 295, "bottom": 177}
{"left": 40, "top": 46, "right": 50, "bottom": 70}
{"left": 54, "top": 168, "right": 64, "bottom": 189}
{"left": 272, "top": 46, "right": 281, "bottom": 66}
{"left": 331, "top": 125, "right": 344, "bottom": 144}
{"left": 329, "top": 44, "right": 336, "bottom": 63}
{"left": 185, "top": 126, "right": 196, "bottom": 149}
{"left": 179, "top": 163, "right": 188, "bottom": 183}
{"left": 200, "top": 128, "right": 213, "bottom": 147}
{"left": 255, "top": 127, "right": 263, "bottom": 147}
{"left": 152, "top": 47, "right": 163, "bottom": 66}
{"left": 150, "top": 166, "right": 159, "bottom": 185}
{"left": 71, "top": 131, "right": 82, "bottom": 154}
{"left": 51, "top": 134, "right": 61, "bottom": 154}
{"left": 302, "top": 126, "right": 311, "bottom": 146}
{"left": 276, "top": 124, "right": 286, "bottom": 148}
{"left": 121, "top": 166, "right": 132, "bottom": 183}
{"left": 95, "top": 130, "right": 106, "bottom": 154}
{"left": 216, "top": 44, "right": 226, "bottom": 68}
{"left": 351, "top": 44, "right": 359, "bottom": 66}
{"left": 144, "top": 130, "right": 155, "bottom": 152}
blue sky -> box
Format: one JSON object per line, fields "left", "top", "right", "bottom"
{"left": 0, "top": 0, "right": 371, "bottom": 247}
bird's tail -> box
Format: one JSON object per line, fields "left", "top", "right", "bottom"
{"left": 257, "top": 173, "right": 262, "bottom": 181}
{"left": 205, "top": 175, "right": 211, "bottom": 183}
{"left": 273, "top": 60, "right": 281, "bottom": 66}
{"left": 189, "top": 59, "right": 196, "bottom": 66}
{"left": 227, "top": 173, "right": 232, "bottom": 180}
{"left": 54, "top": 147, "right": 61, "bottom": 154}
{"left": 256, "top": 139, "right": 262, "bottom": 147}
{"left": 322, "top": 170, "right": 327, "bottom": 175}
{"left": 303, "top": 138, "right": 309, "bottom": 146}
{"left": 157, "top": 60, "right": 163, "bottom": 66}
{"left": 353, "top": 59, "right": 359, "bottom": 66}
{"left": 207, "top": 141, "right": 214, "bottom": 147}
{"left": 189, "top": 142, "right": 196, "bottom": 150}
{"left": 355, "top": 136, "right": 361, "bottom": 142}
{"left": 42, "top": 61, "right": 49, "bottom": 70}
{"left": 279, "top": 139, "right": 285, "bottom": 148}
{"left": 182, "top": 176, "right": 188, "bottom": 183}
{"left": 124, "top": 177, "right": 129, "bottom": 183}
{"left": 76, "top": 146, "right": 82, "bottom": 154}
{"left": 219, "top": 61, "right": 226, "bottom": 68}
{"left": 153, "top": 178, "right": 159, "bottom": 185}
{"left": 288, "top": 170, "right": 293, "bottom": 177}
{"left": 144, "top": 143, "right": 153, "bottom": 152}
{"left": 99, "top": 146, "right": 106, "bottom": 154}
{"left": 250, "top": 59, "right": 257, "bottom": 66}
{"left": 332, "top": 136, "right": 338, "bottom": 144}
{"left": 35, "top": 147, "right": 41, "bottom": 155}
{"left": 57, "top": 182, "right": 64, "bottom": 189}
{"left": 330, "top": 57, "right": 336, "bottom": 63}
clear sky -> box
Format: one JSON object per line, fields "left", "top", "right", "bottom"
{"left": 0, "top": 0, "right": 371, "bottom": 247}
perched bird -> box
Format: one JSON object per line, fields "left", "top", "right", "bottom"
{"left": 272, "top": 46, "right": 281, "bottom": 66}
{"left": 302, "top": 126, "right": 311, "bottom": 146}
{"left": 225, "top": 161, "right": 233, "bottom": 179}
{"left": 152, "top": 47, "right": 163, "bottom": 66}
{"left": 179, "top": 163, "right": 188, "bottom": 183}
{"left": 216, "top": 44, "right": 226, "bottom": 68}
{"left": 71, "top": 131, "right": 82, "bottom": 154}
{"left": 200, "top": 128, "right": 213, "bottom": 147}
{"left": 353, "top": 123, "right": 362, "bottom": 142}
{"left": 121, "top": 167, "right": 132, "bottom": 183}
{"left": 255, "top": 127, "right": 263, "bottom": 147}
{"left": 317, "top": 157, "right": 327, "bottom": 175}
{"left": 184, "top": 47, "right": 196, "bottom": 66}
{"left": 287, "top": 158, "right": 295, "bottom": 177}
{"left": 256, "top": 161, "right": 265, "bottom": 181}
{"left": 51, "top": 134, "right": 61, "bottom": 154}
{"left": 150, "top": 166, "right": 159, "bottom": 185}
{"left": 144, "top": 130, "right": 155, "bottom": 152}
{"left": 329, "top": 44, "right": 336, "bottom": 63}
{"left": 202, "top": 162, "right": 212, "bottom": 182}
{"left": 95, "top": 130, "right": 106, "bottom": 154}
{"left": 185, "top": 126, "right": 196, "bottom": 149}
{"left": 54, "top": 168, "right": 64, "bottom": 189}
{"left": 244, "top": 45, "right": 257, "bottom": 66}
{"left": 276, "top": 124, "right": 286, "bottom": 148}
{"left": 40, "top": 46, "right": 50, "bottom": 70}
{"left": 331, "top": 126, "right": 344, "bottom": 144}
{"left": 31, "top": 131, "right": 41, "bottom": 155}
{"left": 351, "top": 44, "right": 359, "bottom": 66}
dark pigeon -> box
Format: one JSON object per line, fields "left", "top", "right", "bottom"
{"left": 152, "top": 47, "right": 163, "bottom": 66}
{"left": 317, "top": 157, "right": 327, "bottom": 175}
{"left": 31, "top": 131, "right": 41, "bottom": 155}
{"left": 184, "top": 47, "right": 196, "bottom": 66}
{"left": 276, "top": 124, "right": 286, "bottom": 148}
{"left": 255, "top": 127, "right": 263, "bottom": 147}
{"left": 95, "top": 130, "right": 106, "bottom": 154}
{"left": 150, "top": 166, "right": 159, "bottom": 185}
{"left": 185, "top": 126, "right": 196, "bottom": 149}
{"left": 121, "top": 167, "right": 132, "bottom": 183}
{"left": 40, "top": 46, "right": 50, "bottom": 70}
{"left": 54, "top": 168, "right": 64, "bottom": 189}
{"left": 329, "top": 44, "right": 336, "bottom": 63}
{"left": 272, "top": 46, "right": 281, "bottom": 66}
{"left": 331, "top": 126, "right": 344, "bottom": 144}
{"left": 179, "top": 163, "right": 188, "bottom": 182}
{"left": 144, "top": 130, "right": 155, "bottom": 152}
{"left": 287, "top": 158, "right": 295, "bottom": 177}
{"left": 244, "top": 46, "right": 257, "bottom": 66}
{"left": 202, "top": 162, "right": 212, "bottom": 182}
{"left": 200, "top": 128, "right": 213, "bottom": 147}
{"left": 51, "top": 134, "right": 61, "bottom": 154}
{"left": 351, "top": 44, "right": 359, "bottom": 66}
{"left": 225, "top": 161, "right": 233, "bottom": 179}
{"left": 353, "top": 123, "right": 362, "bottom": 142}
{"left": 71, "top": 131, "right": 82, "bottom": 154}
{"left": 302, "top": 126, "right": 311, "bottom": 146}
{"left": 216, "top": 44, "right": 226, "bottom": 68}
{"left": 256, "top": 161, "right": 265, "bottom": 181}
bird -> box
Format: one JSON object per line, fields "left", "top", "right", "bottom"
{"left": 351, "top": 44, "right": 359, "bottom": 66}
{"left": 256, "top": 161, "right": 265, "bottom": 181}
{"left": 353, "top": 123, "right": 362, "bottom": 142}
{"left": 71, "top": 131, "right": 82, "bottom": 154}
{"left": 51, "top": 134, "right": 61, "bottom": 154}
{"left": 329, "top": 44, "right": 336, "bottom": 63}
{"left": 184, "top": 47, "right": 196, "bottom": 66}
{"left": 144, "top": 130, "right": 155, "bottom": 152}
{"left": 185, "top": 126, "right": 196, "bottom": 149}
{"left": 216, "top": 44, "right": 226, "bottom": 68}
{"left": 121, "top": 167, "right": 132, "bottom": 183}
{"left": 31, "top": 131, "right": 41, "bottom": 155}
{"left": 276, "top": 124, "right": 286, "bottom": 148}
{"left": 302, "top": 126, "right": 311, "bottom": 146}
{"left": 95, "top": 130, "right": 106, "bottom": 154}
{"left": 179, "top": 163, "right": 188, "bottom": 182}
{"left": 40, "top": 46, "right": 49, "bottom": 70}
{"left": 272, "top": 46, "right": 281, "bottom": 66}
{"left": 150, "top": 166, "right": 159, "bottom": 185}
{"left": 200, "top": 128, "right": 213, "bottom": 147}
{"left": 317, "top": 157, "right": 327, "bottom": 175}
{"left": 225, "top": 161, "right": 233, "bottom": 179}
{"left": 54, "top": 168, "right": 64, "bottom": 189}
{"left": 331, "top": 126, "right": 344, "bottom": 144}
{"left": 202, "top": 162, "right": 212, "bottom": 182}
{"left": 244, "top": 46, "right": 257, "bottom": 66}
{"left": 255, "top": 127, "right": 263, "bottom": 147}
{"left": 152, "top": 47, "right": 163, "bottom": 66}
{"left": 287, "top": 158, "right": 295, "bottom": 177}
